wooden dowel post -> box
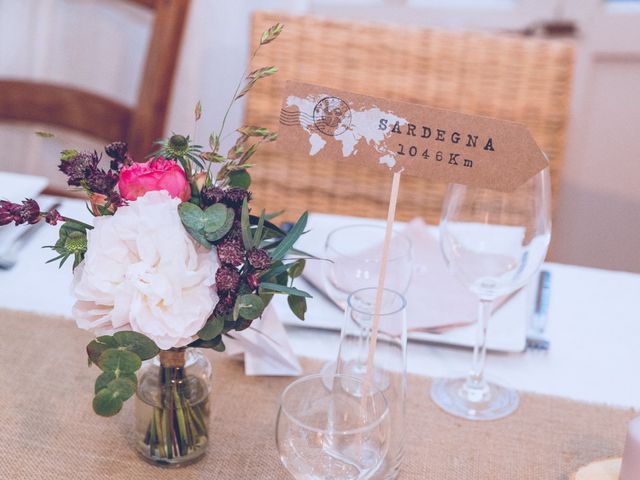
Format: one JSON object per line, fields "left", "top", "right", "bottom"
{"left": 362, "top": 171, "right": 402, "bottom": 400}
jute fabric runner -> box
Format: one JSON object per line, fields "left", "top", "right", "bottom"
{"left": 0, "top": 309, "right": 635, "bottom": 479}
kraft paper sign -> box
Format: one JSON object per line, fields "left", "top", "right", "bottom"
{"left": 277, "top": 81, "right": 547, "bottom": 191}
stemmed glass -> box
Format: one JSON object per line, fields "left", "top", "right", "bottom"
{"left": 323, "top": 225, "right": 412, "bottom": 309}
{"left": 431, "top": 168, "right": 551, "bottom": 420}
{"left": 276, "top": 373, "right": 390, "bottom": 480}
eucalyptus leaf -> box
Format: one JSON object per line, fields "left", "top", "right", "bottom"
{"left": 178, "top": 202, "right": 205, "bottom": 231}
{"left": 198, "top": 315, "right": 225, "bottom": 341}
{"left": 99, "top": 349, "right": 141, "bottom": 373}
{"left": 87, "top": 336, "right": 118, "bottom": 366}
{"left": 233, "top": 294, "right": 264, "bottom": 321}
{"left": 288, "top": 296, "right": 307, "bottom": 321}
{"left": 259, "top": 282, "right": 312, "bottom": 298}
{"left": 203, "top": 203, "right": 229, "bottom": 233}
{"left": 288, "top": 259, "right": 306, "bottom": 279}
{"left": 185, "top": 226, "right": 212, "bottom": 249}
{"left": 204, "top": 207, "right": 234, "bottom": 242}
{"left": 113, "top": 331, "right": 159, "bottom": 360}
{"left": 107, "top": 378, "right": 136, "bottom": 401}
{"left": 95, "top": 370, "right": 137, "bottom": 394}
{"left": 93, "top": 389, "right": 123, "bottom": 417}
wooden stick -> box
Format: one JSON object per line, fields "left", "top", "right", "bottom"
{"left": 363, "top": 171, "right": 402, "bottom": 396}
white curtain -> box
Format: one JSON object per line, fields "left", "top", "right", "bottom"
{"left": 0, "top": 0, "right": 308, "bottom": 189}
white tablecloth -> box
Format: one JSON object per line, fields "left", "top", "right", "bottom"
{"left": 1, "top": 196, "right": 639, "bottom": 408}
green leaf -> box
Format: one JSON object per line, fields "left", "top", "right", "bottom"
{"left": 252, "top": 209, "right": 266, "bottom": 249}
{"left": 203, "top": 203, "right": 229, "bottom": 233}
{"left": 107, "top": 378, "right": 136, "bottom": 401}
{"left": 87, "top": 336, "right": 118, "bottom": 366}
{"left": 212, "top": 338, "right": 226, "bottom": 352}
{"left": 241, "top": 198, "right": 252, "bottom": 250}
{"left": 99, "top": 349, "right": 141, "bottom": 373}
{"left": 179, "top": 202, "right": 213, "bottom": 248}
{"left": 228, "top": 169, "right": 251, "bottom": 189}
{"left": 269, "top": 212, "right": 308, "bottom": 262}
{"left": 185, "top": 226, "right": 212, "bottom": 249}
{"left": 204, "top": 207, "right": 234, "bottom": 243}
{"left": 288, "top": 296, "right": 307, "bottom": 320}
{"left": 93, "top": 389, "right": 123, "bottom": 417}
{"left": 288, "top": 259, "right": 306, "bottom": 279}
{"left": 259, "top": 282, "right": 312, "bottom": 298}
{"left": 94, "top": 370, "right": 137, "bottom": 394}
{"left": 178, "top": 202, "right": 205, "bottom": 231}
{"left": 233, "top": 294, "right": 265, "bottom": 321}
{"left": 198, "top": 315, "right": 225, "bottom": 341}
{"left": 264, "top": 210, "right": 284, "bottom": 221}
{"left": 113, "top": 331, "right": 159, "bottom": 361}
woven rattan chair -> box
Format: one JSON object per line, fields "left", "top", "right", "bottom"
{"left": 245, "top": 11, "right": 574, "bottom": 223}
{"left": 0, "top": 0, "right": 190, "bottom": 164}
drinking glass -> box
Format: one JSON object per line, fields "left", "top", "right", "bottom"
{"left": 335, "top": 288, "right": 407, "bottom": 479}
{"left": 431, "top": 168, "right": 551, "bottom": 420}
{"left": 276, "top": 373, "right": 390, "bottom": 480}
{"left": 323, "top": 225, "right": 412, "bottom": 309}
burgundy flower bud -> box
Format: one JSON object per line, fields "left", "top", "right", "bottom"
{"left": 246, "top": 272, "right": 260, "bottom": 291}
{"left": 0, "top": 200, "right": 18, "bottom": 225}
{"left": 201, "top": 186, "right": 225, "bottom": 208}
{"left": 19, "top": 199, "right": 41, "bottom": 224}
{"left": 85, "top": 169, "right": 119, "bottom": 195}
{"left": 215, "top": 266, "right": 241, "bottom": 293}
{"left": 213, "top": 293, "right": 236, "bottom": 317}
{"left": 216, "top": 237, "right": 245, "bottom": 266}
{"left": 45, "top": 209, "right": 64, "bottom": 225}
{"left": 58, "top": 151, "right": 100, "bottom": 186}
{"left": 246, "top": 248, "right": 271, "bottom": 271}
{"left": 104, "top": 141, "right": 127, "bottom": 160}
{"left": 109, "top": 191, "right": 127, "bottom": 207}
{"left": 222, "top": 187, "right": 251, "bottom": 208}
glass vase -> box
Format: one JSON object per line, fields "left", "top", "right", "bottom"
{"left": 134, "top": 347, "right": 212, "bottom": 467}
{"left": 334, "top": 288, "right": 407, "bottom": 480}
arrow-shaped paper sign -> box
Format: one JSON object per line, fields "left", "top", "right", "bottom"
{"left": 277, "top": 81, "right": 547, "bottom": 191}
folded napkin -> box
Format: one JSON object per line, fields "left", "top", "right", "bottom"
{"left": 224, "top": 303, "right": 302, "bottom": 376}
{"left": 303, "top": 218, "right": 509, "bottom": 333}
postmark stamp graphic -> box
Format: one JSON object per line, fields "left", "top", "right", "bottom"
{"left": 313, "top": 96, "right": 352, "bottom": 136}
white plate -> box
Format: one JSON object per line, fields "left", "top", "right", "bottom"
{"left": 0, "top": 171, "right": 49, "bottom": 201}
{"left": 274, "top": 213, "right": 532, "bottom": 353}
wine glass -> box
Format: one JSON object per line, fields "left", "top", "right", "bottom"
{"left": 276, "top": 373, "right": 390, "bottom": 480}
{"left": 430, "top": 168, "right": 551, "bottom": 420}
{"left": 323, "top": 225, "right": 412, "bottom": 309}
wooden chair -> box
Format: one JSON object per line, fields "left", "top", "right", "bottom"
{"left": 0, "top": 0, "right": 190, "bottom": 164}
{"left": 245, "top": 12, "right": 575, "bottom": 224}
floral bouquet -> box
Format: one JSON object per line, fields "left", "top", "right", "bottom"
{"left": 0, "top": 23, "right": 310, "bottom": 465}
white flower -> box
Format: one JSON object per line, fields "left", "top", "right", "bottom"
{"left": 72, "top": 190, "right": 218, "bottom": 350}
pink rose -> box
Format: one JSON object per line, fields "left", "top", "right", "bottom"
{"left": 118, "top": 157, "right": 190, "bottom": 202}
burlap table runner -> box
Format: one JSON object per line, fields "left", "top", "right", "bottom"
{"left": 0, "top": 309, "right": 635, "bottom": 479}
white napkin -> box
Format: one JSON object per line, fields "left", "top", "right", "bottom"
{"left": 224, "top": 303, "right": 302, "bottom": 376}
{"left": 302, "top": 218, "right": 511, "bottom": 332}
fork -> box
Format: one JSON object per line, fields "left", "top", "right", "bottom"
{"left": 526, "top": 269, "right": 552, "bottom": 351}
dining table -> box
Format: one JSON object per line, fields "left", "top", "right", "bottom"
{"left": 1, "top": 193, "right": 639, "bottom": 479}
